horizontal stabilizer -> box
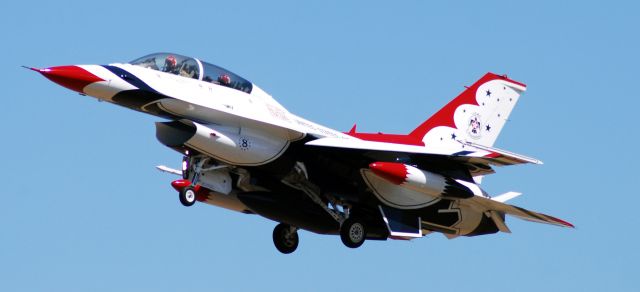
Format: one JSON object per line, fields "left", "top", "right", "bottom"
{"left": 487, "top": 210, "right": 511, "bottom": 233}
{"left": 492, "top": 191, "right": 522, "bottom": 203}
{"left": 468, "top": 195, "right": 574, "bottom": 228}
{"left": 460, "top": 140, "right": 543, "bottom": 165}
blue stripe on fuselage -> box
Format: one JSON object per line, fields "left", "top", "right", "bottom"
{"left": 102, "top": 65, "right": 157, "bottom": 93}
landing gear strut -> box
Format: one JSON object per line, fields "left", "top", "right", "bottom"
{"left": 282, "top": 162, "right": 369, "bottom": 250}
{"left": 273, "top": 223, "right": 299, "bottom": 254}
{"left": 173, "top": 155, "right": 201, "bottom": 207}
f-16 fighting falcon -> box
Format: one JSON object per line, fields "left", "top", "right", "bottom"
{"left": 30, "top": 53, "right": 573, "bottom": 254}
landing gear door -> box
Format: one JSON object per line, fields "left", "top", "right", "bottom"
{"left": 199, "top": 169, "right": 232, "bottom": 195}
{"left": 379, "top": 206, "right": 422, "bottom": 239}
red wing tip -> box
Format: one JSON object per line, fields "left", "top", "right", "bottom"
{"left": 549, "top": 216, "right": 575, "bottom": 228}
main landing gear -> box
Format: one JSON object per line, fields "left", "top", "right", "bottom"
{"left": 340, "top": 217, "right": 366, "bottom": 248}
{"left": 278, "top": 162, "right": 369, "bottom": 253}
{"left": 271, "top": 219, "right": 367, "bottom": 254}
{"left": 273, "top": 223, "right": 299, "bottom": 254}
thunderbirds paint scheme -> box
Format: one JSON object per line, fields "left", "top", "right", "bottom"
{"left": 31, "top": 53, "right": 572, "bottom": 253}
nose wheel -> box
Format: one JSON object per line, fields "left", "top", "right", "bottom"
{"left": 273, "top": 223, "right": 299, "bottom": 254}
{"left": 340, "top": 218, "right": 366, "bottom": 248}
{"left": 179, "top": 186, "right": 197, "bottom": 207}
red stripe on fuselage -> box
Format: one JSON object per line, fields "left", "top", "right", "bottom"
{"left": 485, "top": 152, "right": 501, "bottom": 158}
{"left": 348, "top": 132, "right": 425, "bottom": 146}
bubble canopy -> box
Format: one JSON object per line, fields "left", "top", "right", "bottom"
{"left": 130, "top": 53, "right": 253, "bottom": 93}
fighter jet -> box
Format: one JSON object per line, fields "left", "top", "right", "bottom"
{"left": 30, "top": 53, "right": 573, "bottom": 254}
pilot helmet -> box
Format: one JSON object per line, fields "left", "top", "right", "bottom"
{"left": 219, "top": 74, "right": 231, "bottom": 85}
{"left": 165, "top": 55, "right": 177, "bottom": 69}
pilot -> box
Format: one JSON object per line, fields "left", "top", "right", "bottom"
{"left": 164, "top": 55, "right": 178, "bottom": 73}
{"left": 218, "top": 74, "right": 231, "bottom": 87}
{"left": 180, "top": 64, "right": 195, "bottom": 78}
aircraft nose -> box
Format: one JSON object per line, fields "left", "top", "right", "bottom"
{"left": 30, "top": 65, "right": 104, "bottom": 93}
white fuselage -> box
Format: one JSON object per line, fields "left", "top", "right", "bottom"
{"left": 82, "top": 63, "right": 352, "bottom": 144}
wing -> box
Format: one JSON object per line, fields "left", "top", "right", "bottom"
{"left": 456, "top": 140, "right": 542, "bottom": 166}
{"left": 465, "top": 194, "right": 574, "bottom": 228}
{"left": 306, "top": 137, "right": 541, "bottom": 177}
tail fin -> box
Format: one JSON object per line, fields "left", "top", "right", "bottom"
{"left": 409, "top": 73, "right": 526, "bottom": 148}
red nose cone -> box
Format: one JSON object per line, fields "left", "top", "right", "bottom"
{"left": 36, "top": 65, "right": 104, "bottom": 93}
{"left": 369, "top": 162, "right": 408, "bottom": 185}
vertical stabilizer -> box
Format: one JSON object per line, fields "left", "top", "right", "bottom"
{"left": 409, "top": 73, "right": 526, "bottom": 149}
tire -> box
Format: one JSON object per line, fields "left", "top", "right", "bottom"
{"left": 340, "top": 218, "right": 366, "bottom": 248}
{"left": 179, "top": 186, "right": 197, "bottom": 207}
{"left": 273, "top": 223, "right": 299, "bottom": 254}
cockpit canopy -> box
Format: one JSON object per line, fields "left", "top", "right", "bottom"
{"left": 130, "top": 53, "right": 253, "bottom": 93}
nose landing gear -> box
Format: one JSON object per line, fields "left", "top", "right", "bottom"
{"left": 171, "top": 155, "right": 232, "bottom": 207}
{"left": 171, "top": 179, "right": 200, "bottom": 207}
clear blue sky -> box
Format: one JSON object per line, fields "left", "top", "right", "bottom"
{"left": 2, "top": 1, "right": 637, "bottom": 291}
